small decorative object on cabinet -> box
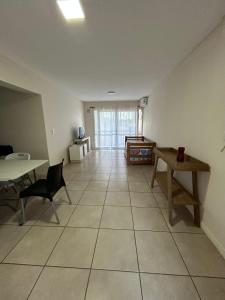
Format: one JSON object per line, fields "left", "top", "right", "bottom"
{"left": 124, "top": 136, "right": 156, "bottom": 165}
{"left": 177, "top": 147, "right": 185, "bottom": 162}
{"left": 151, "top": 147, "right": 210, "bottom": 226}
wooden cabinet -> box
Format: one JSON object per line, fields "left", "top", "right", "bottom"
{"left": 151, "top": 147, "right": 210, "bottom": 226}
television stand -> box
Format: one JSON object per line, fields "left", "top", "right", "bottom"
{"left": 69, "top": 136, "right": 91, "bottom": 162}
{"left": 74, "top": 136, "right": 91, "bottom": 152}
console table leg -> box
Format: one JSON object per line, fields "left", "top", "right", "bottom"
{"left": 194, "top": 206, "right": 200, "bottom": 227}
{"left": 167, "top": 166, "right": 173, "bottom": 226}
{"left": 151, "top": 156, "right": 159, "bottom": 188}
{"left": 192, "top": 171, "right": 200, "bottom": 227}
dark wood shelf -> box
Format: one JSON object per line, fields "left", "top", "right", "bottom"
{"left": 156, "top": 172, "right": 198, "bottom": 206}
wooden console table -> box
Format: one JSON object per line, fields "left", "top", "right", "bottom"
{"left": 151, "top": 147, "right": 210, "bottom": 226}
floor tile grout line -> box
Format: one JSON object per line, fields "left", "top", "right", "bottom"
{"left": 26, "top": 225, "right": 66, "bottom": 299}
{"left": 83, "top": 184, "right": 108, "bottom": 300}
{"left": 26, "top": 267, "right": 45, "bottom": 299}
{"left": 27, "top": 194, "right": 79, "bottom": 299}
{"left": 33, "top": 198, "right": 76, "bottom": 227}
{"left": 2, "top": 261, "right": 225, "bottom": 280}
{"left": 0, "top": 192, "right": 68, "bottom": 263}
{"left": 67, "top": 188, "right": 164, "bottom": 194}
{"left": 172, "top": 234, "right": 202, "bottom": 300}
{"left": 152, "top": 191, "right": 166, "bottom": 210}
{"left": 64, "top": 198, "right": 81, "bottom": 227}
{"left": 0, "top": 221, "right": 207, "bottom": 235}
{"left": 27, "top": 216, "right": 71, "bottom": 299}
{"left": 160, "top": 208, "right": 202, "bottom": 300}
{"left": 158, "top": 207, "right": 171, "bottom": 233}
{"left": 130, "top": 191, "right": 144, "bottom": 300}
{"left": 1, "top": 225, "right": 33, "bottom": 264}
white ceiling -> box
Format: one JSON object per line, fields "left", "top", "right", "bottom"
{"left": 0, "top": 0, "right": 224, "bottom": 101}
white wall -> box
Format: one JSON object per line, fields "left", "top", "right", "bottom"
{"left": 0, "top": 54, "right": 84, "bottom": 165}
{"left": 143, "top": 21, "right": 225, "bottom": 257}
{"left": 0, "top": 87, "right": 48, "bottom": 160}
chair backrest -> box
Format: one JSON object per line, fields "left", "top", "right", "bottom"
{"left": 5, "top": 152, "right": 31, "bottom": 160}
{"left": 47, "top": 160, "right": 64, "bottom": 195}
{"left": 0, "top": 145, "right": 13, "bottom": 156}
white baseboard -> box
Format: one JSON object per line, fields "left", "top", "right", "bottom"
{"left": 201, "top": 221, "right": 225, "bottom": 259}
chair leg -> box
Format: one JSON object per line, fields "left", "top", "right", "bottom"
{"left": 12, "top": 186, "right": 17, "bottom": 193}
{"left": 51, "top": 201, "right": 60, "bottom": 224}
{"left": 64, "top": 186, "right": 72, "bottom": 205}
{"left": 27, "top": 174, "right": 32, "bottom": 185}
{"left": 16, "top": 198, "right": 20, "bottom": 211}
{"left": 19, "top": 198, "right": 26, "bottom": 225}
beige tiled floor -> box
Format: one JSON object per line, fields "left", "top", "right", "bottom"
{"left": 136, "top": 231, "right": 188, "bottom": 274}
{"left": 4, "top": 226, "right": 63, "bottom": 265}
{"left": 0, "top": 264, "right": 42, "bottom": 300}
{"left": 29, "top": 267, "right": 89, "bottom": 300}
{"left": 79, "top": 191, "right": 106, "bottom": 205}
{"left": 130, "top": 192, "right": 157, "bottom": 207}
{"left": 132, "top": 207, "right": 168, "bottom": 231}
{"left": 100, "top": 206, "right": 133, "bottom": 229}
{"left": 105, "top": 191, "right": 130, "bottom": 206}
{"left": 0, "top": 150, "right": 225, "bottom": 299}
{"left": 92, "top": 229, "right": 138, "bottom": 271}
{"left": 141, "top": 273, "right": 199, "bottom": 300}
{"left": 68, "top": 205, "right": 103, "bottom": 228}
{"left": 47, "top": 228, "right": 98, "bottom": 268}
{"left": 86, "top": 269, "right": 142, "bottom": 300}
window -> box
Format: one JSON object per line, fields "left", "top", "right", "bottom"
{"left": 94, "top": 109, "right": 138, "bottom": 149}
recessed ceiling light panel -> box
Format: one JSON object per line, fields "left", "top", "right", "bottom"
{"left": 57, "top": 0, "right": 85, "bottom": 20}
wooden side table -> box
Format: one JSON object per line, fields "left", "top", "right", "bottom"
{"left": 151, "top": 148, "right": 210, "bottom": 226}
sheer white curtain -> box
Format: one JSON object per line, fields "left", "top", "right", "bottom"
{"left": 93, "top": 104, "right": 138, "bottom": 149}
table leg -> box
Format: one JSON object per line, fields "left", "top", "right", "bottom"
{"left": 167, "top": 166, "right": 173, "bottom": 226}
{"left": 87, "top": 136, "right": 91, "bottom": 152}
{"left": 19, "top": 198, "right": 26, "bottom": 225}
{"left": 151, "top": 156, "right": 159, "bottom": 188}
{"left": 33, "top": 170, "right": 37, "bottom": 182}
{"left": 192, "top": 171, "right": 200, "bottom": 227}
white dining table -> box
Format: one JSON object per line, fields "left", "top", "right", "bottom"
{"left": 0, "top": 160, "right": 48, "bottom": 182}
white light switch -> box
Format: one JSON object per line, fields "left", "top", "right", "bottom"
{"left": 51, "top": 128, "right": 55, "bottom": 135}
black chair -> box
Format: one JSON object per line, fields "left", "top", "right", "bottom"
{"left": 19, "top": 160, "right": 71, "bottom": 225}
{"left": 0, "top": 145, "right": 13, "bottom": 157}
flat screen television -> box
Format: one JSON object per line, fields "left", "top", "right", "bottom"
{"left": 78, "top": 127, "right": 85, "bottom": 139}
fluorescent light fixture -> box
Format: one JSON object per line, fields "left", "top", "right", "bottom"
{"left": 57, "top": 0, "right": 85, "bottom": 20}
